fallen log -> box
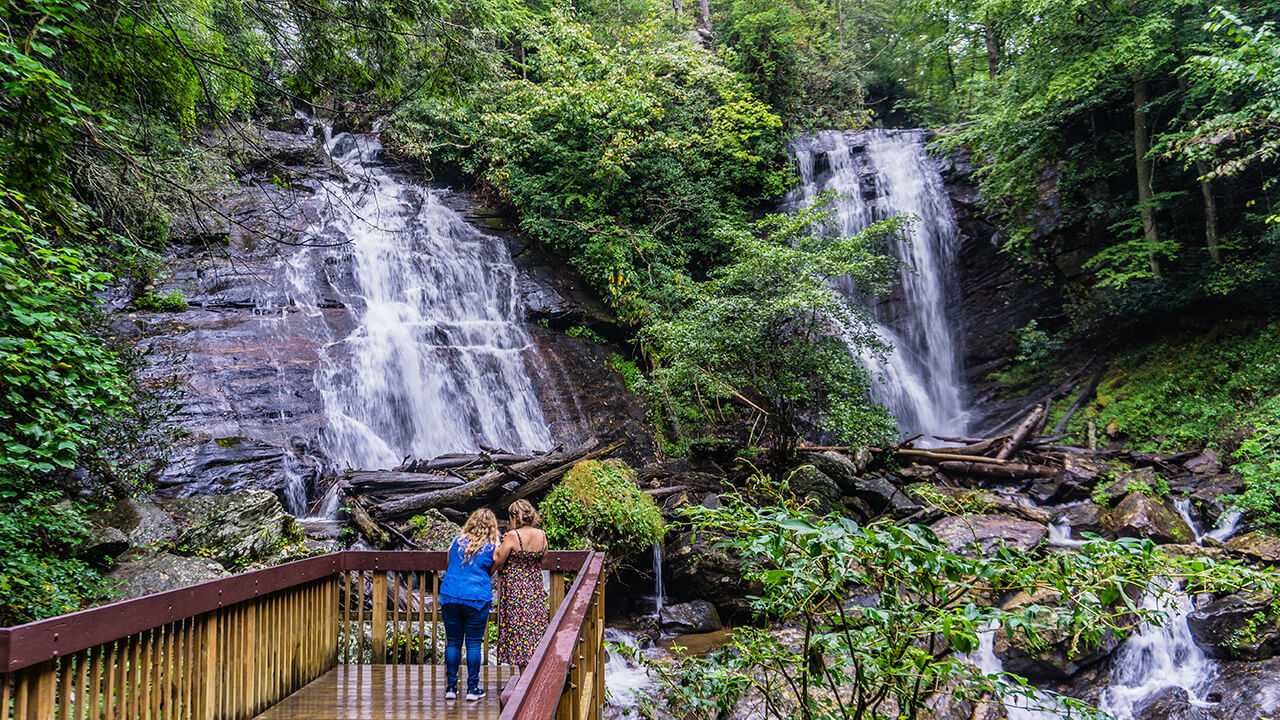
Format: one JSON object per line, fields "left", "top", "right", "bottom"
{"left": 1053, "top": 365, "right": 1106, "bottom": 434}
{"left": 996, "top": 404, "right": 1046, "bottom": 461}
{"left": 937, "top": 460, "right": 1061, "bottom": 481}
{"left": 372, "top": 439, "right": 601, "bottom": 521}
{"left": 944, "top": 435, "right": 1010, "bottom": 457}
{"left": 987, "top": 358, "right": 1096, "bottom": 435}
{"left": 642, "top": 485, "right": 690, "bottom": 498}
{"left": 897, "top": 448, "right": 1010, "bottom": 466}
{"left": 397, "top": 453, "right": 535, "bottom": 473}
{"left": 497, "top": 439, "right": 625, "bottom": 507}
{"left": 347, "top": 471, "right": 465, "bottom": 496}
{"left": 347, "top": 495, "right": 389, "bottom": 547}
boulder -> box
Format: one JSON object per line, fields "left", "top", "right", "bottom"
{"left": 82, "top": 526, "right": 130, "bottom": 565}
{"left": 1187, "top": 592, "right": 1280, "bottom": 660}
{"left": 659, "top": 600, "right": 723, "bottom": 634}
{"left": 1103, "top": 492, "right": 1195, "bottom": 544}
{"left": 1055, "top": 502, "right": 1112, "bottom": 538}
{"left": 1225, "top": 531, "right": 1280, "bottom": 563}
{"left": 921, "top": 487, "right": 1052, "bottom": 524}
{"left": 664, "top": 530, "right": 759, "bottom": 620}
{"left": 407, "top": 509, "right": 459, "bottom": 551}
{"left": 993, "top": 588, "right": 1122, "bottom": 679}
{"left": 788, "top": 465, "right": 842, "bottom": 513}
{"left": 929, "top": 515, "right": 1048, "bottom": 556}
{"left": 1062, "top": 455, "right": 1120, "bottom": 483}
{"left": 89, "top": 497, "right": 180, "bottom": 551}
{"left": 1183, "top": 450, "right": 1221, "bottom": 475}
{"left": 105, "top": 552, "right": 230, "bottom": 600}
{"left": 167, "top": 490, "right": 303, "bottom": 568}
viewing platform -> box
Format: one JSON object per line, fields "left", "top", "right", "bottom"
{"left": 0, "top": 551, "right": 605, "bottom": 720}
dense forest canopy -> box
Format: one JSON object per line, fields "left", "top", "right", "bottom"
{"left": 0, "top": 0, "right": 1277, "bottom": 632}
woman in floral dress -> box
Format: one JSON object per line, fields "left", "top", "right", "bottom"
{"left": 492, "top": 499, "right": 549, "bottom": 669}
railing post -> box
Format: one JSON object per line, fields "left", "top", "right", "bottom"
{"left": 196, "top": 611, "right": 218, "bottom": 720}
{"left": 26, "top": 661, "right": 56, "bottom": 720}
{"left": 371, "top": 573, "right": 387, "bottom": 664}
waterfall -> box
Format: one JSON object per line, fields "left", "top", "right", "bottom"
{"left": 967, "top": 627, "right": 1068, "bottom": 720}
{"left": 285, "top": 130, "right": 552, "bottom": 470}
{"left": 786, "top": 129, "right": 969, "bottom": 439}
{"left": 652, "top": 542, "right": 665, "bottom": 616}
{"left": 603, "top": 628, "right": 656, "bottom": 709}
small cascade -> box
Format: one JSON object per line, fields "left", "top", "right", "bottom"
{"left": 1047, "top": 518, "right": 1086, "bottom": 547}
{"left": 603, "top": 628, "right": 656, "bottom": 709}
{"left": 652, "top": 543, "right": 666, "bottom": 616}
{"left": 1174, "top": 497, "right": 1203, "bottom": 541}
{"left": 785, "top": 129, "right": 969, "bottom": 439}
{"left": 1098, "top": 590, "right": 1217, "bottom": 720}
{"left": 283, "top": 130, "right": 552, "bottom": 470}
{"left": 1205, "top": 510, "right": 1244, "bottom": 543}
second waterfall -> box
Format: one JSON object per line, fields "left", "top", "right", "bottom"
{"left": 786, "top": 129, "right": 969, "bottom": 439}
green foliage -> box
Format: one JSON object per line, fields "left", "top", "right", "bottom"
{"left": 540, "top": 459, "right": 664, "bottom": 557}
{"left": 386, "top": 9, "right": 791, "bottom": 324}
{"left": 564, "top": 325, "right": 606, "bottom": 344}
{"left": 642, "top": 196, "right": 901, "bottom": 471}
{"left": 1088, "top": 320, "right": 1280, "bottom": 452}
{"left": 0, "top": 491, "right": 103, "bottom": 625}
{"left": 1233, "top": 396, "right": 1280, "bottom": 526}
{"left": 1012, "top": 319, "right": 1063, "bottom": 364}
{"left": 646, "top": 477, "right": 1280, "bottom": 719}
{"left": 135, "top": 290, "right": 188, "bottom": 312}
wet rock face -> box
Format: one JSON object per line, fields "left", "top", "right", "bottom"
{"left": 1225, "top": 531, "right": 1280, "bottom": 563}
{"left": 1187, "top": 592, "right": 1280, "bottom": 660}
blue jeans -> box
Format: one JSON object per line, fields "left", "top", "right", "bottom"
{"left": 442, "top": 602, "right": 489, "bottom": 692}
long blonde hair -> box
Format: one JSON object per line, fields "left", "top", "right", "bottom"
{"left": 507, "top": 499, "right": 541, "bottom": 529}
{"left": 458, "top": 508, "right": 498, "bottom": 562}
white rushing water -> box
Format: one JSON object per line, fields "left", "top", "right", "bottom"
{"left": 1098, "top": 590, "right": 1217, "bottom": 720}
{"left": 603, "top": 628, "right": 657, "bottom": 710}
{"left": 286, "top": 130, "right": 552, "bottom": 470}
{"left": 652, "top": 542, "right": 666, "bottom": 616}
{"left": 967, "top": 627, "right": 1067, "bottom": 720}
{"left": 786, "top": 129, "right": 968, "bottom": 439}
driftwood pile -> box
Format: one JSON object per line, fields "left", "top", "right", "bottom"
{"left": 341, "top": 438, "right": 623, "bottom": 547}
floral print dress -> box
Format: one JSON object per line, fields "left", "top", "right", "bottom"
{"left": 497, "top": 533, "right": 548, "bottom": 666}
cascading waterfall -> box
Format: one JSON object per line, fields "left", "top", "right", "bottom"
{"left": 785, "top": 129, "right": 969, "bottom": 439}
{"left": 285, "top": 129, "right": 552, "bottom": 471}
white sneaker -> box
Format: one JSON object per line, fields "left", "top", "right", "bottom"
{"left": 445, "top": 688, "right": 457, "bottom": 700}
{"left": 465, "top": 689, "right": 486, "bottom": 701}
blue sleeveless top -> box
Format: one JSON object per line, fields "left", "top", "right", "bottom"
{"left": 439, "top": 536, "right": 495, "bottom": 611}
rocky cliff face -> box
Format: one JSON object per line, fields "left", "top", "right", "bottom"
{"left": 123, "top": 124, "right": 653, "bottom": 510}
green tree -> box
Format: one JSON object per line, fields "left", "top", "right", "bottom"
{"left": 642, "top": 196, "right": 901, "bottom": 473}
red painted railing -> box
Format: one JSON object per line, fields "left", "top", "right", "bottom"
{"left": 0, "top": 550, "right": 605, "bottom": 720}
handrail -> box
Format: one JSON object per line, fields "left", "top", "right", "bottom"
{"left": 0, "top": 550, "right": 592, "bottom": 673}
{"left": 498, "top": 552, "right": 605, "bottom": 720}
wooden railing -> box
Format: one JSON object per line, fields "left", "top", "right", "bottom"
{"left": 0, "top": 550, "right": 604, "bottom": 720}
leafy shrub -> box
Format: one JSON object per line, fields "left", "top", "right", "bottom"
{"left": 135, "top": 290, "right": 188, "bottom": 312}
{"left": 540, "top": 459, "right": 664, "bottom": 557}
{"left": 1012, "top": 319, "right": 1063, "bottom": 364}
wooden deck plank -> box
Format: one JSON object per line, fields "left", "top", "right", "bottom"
{"left": 251, "top": 666, "right": 512, "bottom": 720}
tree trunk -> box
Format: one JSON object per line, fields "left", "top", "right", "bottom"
{"left": 672, "top": 0, "right": 683, "bottom": 31}
{"left": 1195, "top": 159, "right": 1220, "bottom": 263}
{"left": 983, "top": 22, "right": 1000, "bottom": 79}
{"left": 698, "top": 0, "right": 710, "bottom": 31}
{"left": 1134, "top": 77, "right": 1162, "bottom": 277}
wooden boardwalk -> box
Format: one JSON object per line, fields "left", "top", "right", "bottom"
{"left": 253, "top": 665, "right": 518, "bottom": 720}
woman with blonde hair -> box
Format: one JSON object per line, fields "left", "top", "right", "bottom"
{"left": 492, "top": 499, "right": 549, "bottom": 670}
{"left": 439, "top": 508, "right": 498, "bottom": 701}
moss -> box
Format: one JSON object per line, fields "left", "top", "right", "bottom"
{"left": 540, "top": 459, "right": 664, "bottom": 557}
